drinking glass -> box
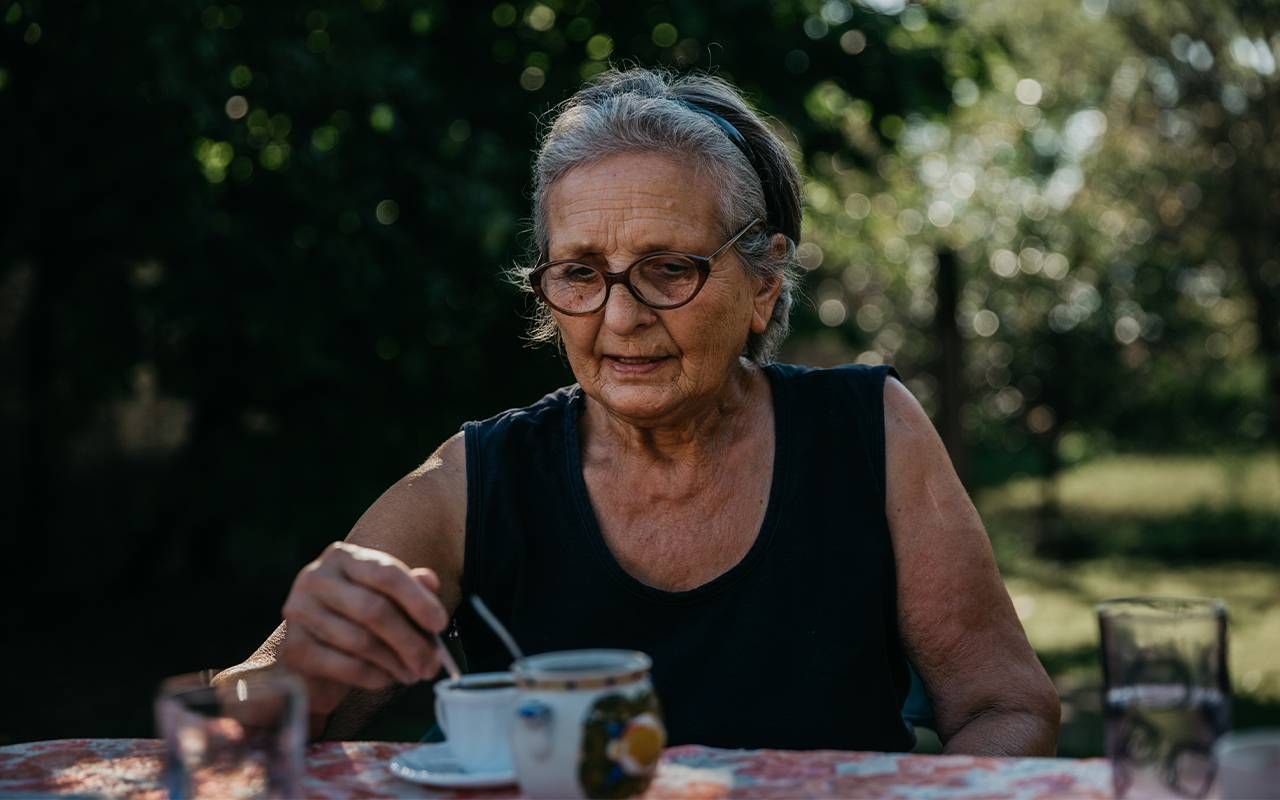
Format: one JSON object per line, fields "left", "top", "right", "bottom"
{"left": 1098, "top": 597, "right": 1230, "bottom": 799}
{"left": 1216, "top": 729, "right": 1280, "bottom": 799}
{"left": 155, "top": 669, "right": 306, "bottom": 799}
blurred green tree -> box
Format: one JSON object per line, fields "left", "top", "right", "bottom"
{"left": 792, "top": 0, "right": 1276, "bottom": 496}
{"left": 0, "top": 0, "right": 953, "bottom": 687}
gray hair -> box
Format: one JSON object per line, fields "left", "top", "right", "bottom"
{"left": 514, "top": 67, "right": 804, "bottom": 364}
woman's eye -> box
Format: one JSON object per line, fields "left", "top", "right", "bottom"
{"left": 564, "top": 266, "right": 598, "bottom": 282}
{"left": 655, "top": 261, "right": 692, "bottom": 276}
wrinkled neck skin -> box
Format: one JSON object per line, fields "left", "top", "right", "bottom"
{"left": 581, "top": 357, "right": 765, "bottom": 485}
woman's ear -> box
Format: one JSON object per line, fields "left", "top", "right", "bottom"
{"left": 749, "top": 233, "right": 790, "bottom": 335}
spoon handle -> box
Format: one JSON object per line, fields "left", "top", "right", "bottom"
{"left": 430, "top": 631, "right": 462, "bottom": 682}
{"left": 470, "top": 595, "right": 525, "bottom": 660}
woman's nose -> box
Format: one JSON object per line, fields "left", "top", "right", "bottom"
{"left": 601, "top": 280, "right": 656, "bottom": 333}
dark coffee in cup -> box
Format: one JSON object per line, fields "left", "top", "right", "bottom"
{"left": 459, "top": 680, "right": 515, "bottom": 691}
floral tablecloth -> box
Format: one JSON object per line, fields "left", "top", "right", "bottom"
{"left": 0, "top": 738, "right": 1112, "bottom": 798}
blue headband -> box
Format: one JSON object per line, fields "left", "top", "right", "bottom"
{"left": 673, "top": 98, "right": 779, "bottom": 235}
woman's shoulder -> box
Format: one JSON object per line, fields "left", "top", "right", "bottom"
{"left": 464, "top": 383, "right": 579, "bottom": 432}
{"left": 768, "top": 361, "right": 902, "bottom": 401}
{"left": 461, "top": 383, "right": 581, "bottom": 464}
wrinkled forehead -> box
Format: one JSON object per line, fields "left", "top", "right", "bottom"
{"left": 544, "top": 152, "right": 725, "bottom": 260}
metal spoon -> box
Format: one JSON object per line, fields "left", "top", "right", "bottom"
{"left": 470, "top": 595, "right": 525, "bottom": 660}
{"left": 421, "top": 628, "right": 461, "bottom": 682}
{"left": 430, "top": 631, "right": 462, "bottom": 682}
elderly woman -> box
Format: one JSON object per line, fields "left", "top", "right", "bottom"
{"left": 220, "top": 68, "right": 1059, "bottom": 754}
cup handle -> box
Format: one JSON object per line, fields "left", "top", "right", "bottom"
{"left": 434, "top": 696, "right": 449, "bottom": 738}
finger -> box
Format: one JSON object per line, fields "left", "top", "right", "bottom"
{"left": 282, "top": 626, "right": 397, "bottom": 692}
{"left": 410, "top": 567, "right": 441, "bottom": 594}
{"left": 306, "top": 678, "right": 348, "bottom": 716}
{"left": 310, "top": 572, "right": 439, "bottom": 679}
{"left": 339, "top": 551, "right": 449, "bottom": 633}
{"left": 284, "top": 594, "right": 416, "bottom": 684}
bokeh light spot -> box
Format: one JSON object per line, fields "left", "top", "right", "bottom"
{"left": 900, "top": 6, "right": 928, "bottom": 32}
{"left": 491, "top": 3, "right": 516, "bottom": 27}
{"left": 259, "top": 143, "right": 289, "bottom": 171}
{"left": 311, "top": 125, "right": 339, "bottom": 152}
{"left": 525, "top": 4, "right": 555, "bottom": 32}
{"left": 797, "top": 242, "right": 825, "bottom": 271}
{"left": 819, "top": 298, "right": 848, "bottom": 326}
{"left": 1027, "top": 405, "right": 1056, "bottom": 434}
{"left": 927, "top": 200, "right": 954, "bottom": 227}
{"left": 1114, "top": 316, "right": 1141, "bottom": 345}
{"left": 229, "top": 65, "right": 253, "bottom": 89}
{"left": 651, "top": 23, "right": 677, "bottom": 48}
{"left": 224, "top": 95, "right": 248, "bottom": 120}
{"left": 822, "top": 0, "right": 854, "bottom": 25}
{"left": 376, "top": 199, "right": 400, "bottom": 225}
{"left": 1015, "top": 78, "right": 1043, "bottom": 105}
{"left": 839, "top": 30, "right": 867, "bottom": 54}
{"left": 410, "top": 10, "right": 433, "bottom": 34}
{"left": 952, "top": 78, "right": 979, "bottom": 107}
{"left": 973, "top": 309, "right": 1000, "bottom": 337}
{"left": 844, "top": 193, "right": 871, "bottom": 219}
{"left": 369, "top": 103, "right": 395, "bottom": 132}
{"left": 586, "top": 34, "right": 613, "bottom": 60}
{"left": 520, "top": 66, "right": 546, "bottom": 91}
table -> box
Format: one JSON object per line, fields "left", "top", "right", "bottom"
{"left": 0, "top": 738, "right": 1111, "bottom": 798}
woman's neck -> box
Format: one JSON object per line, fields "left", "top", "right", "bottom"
{"left": 582, "top": 359, "right": 764, "bottom": 472}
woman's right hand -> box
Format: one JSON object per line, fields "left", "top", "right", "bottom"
{"left": 279, "top": 541, "right": 450, "bottom": 714}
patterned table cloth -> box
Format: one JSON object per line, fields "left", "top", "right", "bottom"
{"left": 0, "top": 738, "right": 1112, "bottom": 798}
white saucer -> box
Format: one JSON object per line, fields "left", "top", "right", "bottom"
{"left": 389, "top": 742, "right": 517, "bottom": 789}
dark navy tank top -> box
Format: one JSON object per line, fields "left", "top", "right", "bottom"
{"left": 451, "top": 362, "right": 915, "bottom": 751}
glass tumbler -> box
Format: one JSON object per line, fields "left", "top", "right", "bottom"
{"left": 1098, "top": 597, "right": 1230, "bottom": 799}
{"left": 155, "top": 669, "right": 306, "bottom": 799}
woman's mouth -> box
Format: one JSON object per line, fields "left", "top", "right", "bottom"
{"left": 604, "top": 355, "right": 670, "bottom": 374}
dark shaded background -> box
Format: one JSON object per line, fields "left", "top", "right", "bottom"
{"left": 3, "top": 0, "right": 1276, "bottom": 752}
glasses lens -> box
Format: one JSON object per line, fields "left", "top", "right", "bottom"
{"left": 633, "top": 255, "right": 701, "bottom": 307}
{"left": 541, "top": 263, "right": 605, "bottom": 313}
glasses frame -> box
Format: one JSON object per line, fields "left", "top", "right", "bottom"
{"left": 529, "top": 218, "right": 763, "bottom": 316}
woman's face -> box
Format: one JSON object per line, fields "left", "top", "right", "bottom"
{"left": 544, "top": 151, "right": 781, "bottom": 426}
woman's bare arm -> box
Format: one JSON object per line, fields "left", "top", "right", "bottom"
{"left": 215, "top": 432, "right": 468, "bottom": 739}
{"left": 883, "top": 378, "right": 1060, "bottom": 755}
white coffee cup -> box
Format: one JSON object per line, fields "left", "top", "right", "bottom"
{"left": 433, "top": 671, "right": 518, "bottom": 774}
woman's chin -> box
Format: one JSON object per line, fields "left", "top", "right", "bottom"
{"left": 593, "top": 384, "right": 683, "bottom": 423}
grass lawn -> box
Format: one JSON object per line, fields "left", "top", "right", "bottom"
{"left": 975, "top": 451, "right": 1280, "bottom": 756}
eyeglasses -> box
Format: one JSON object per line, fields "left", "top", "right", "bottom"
{"left": 529, "top": 219, "right": 763, "bottom": 316}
